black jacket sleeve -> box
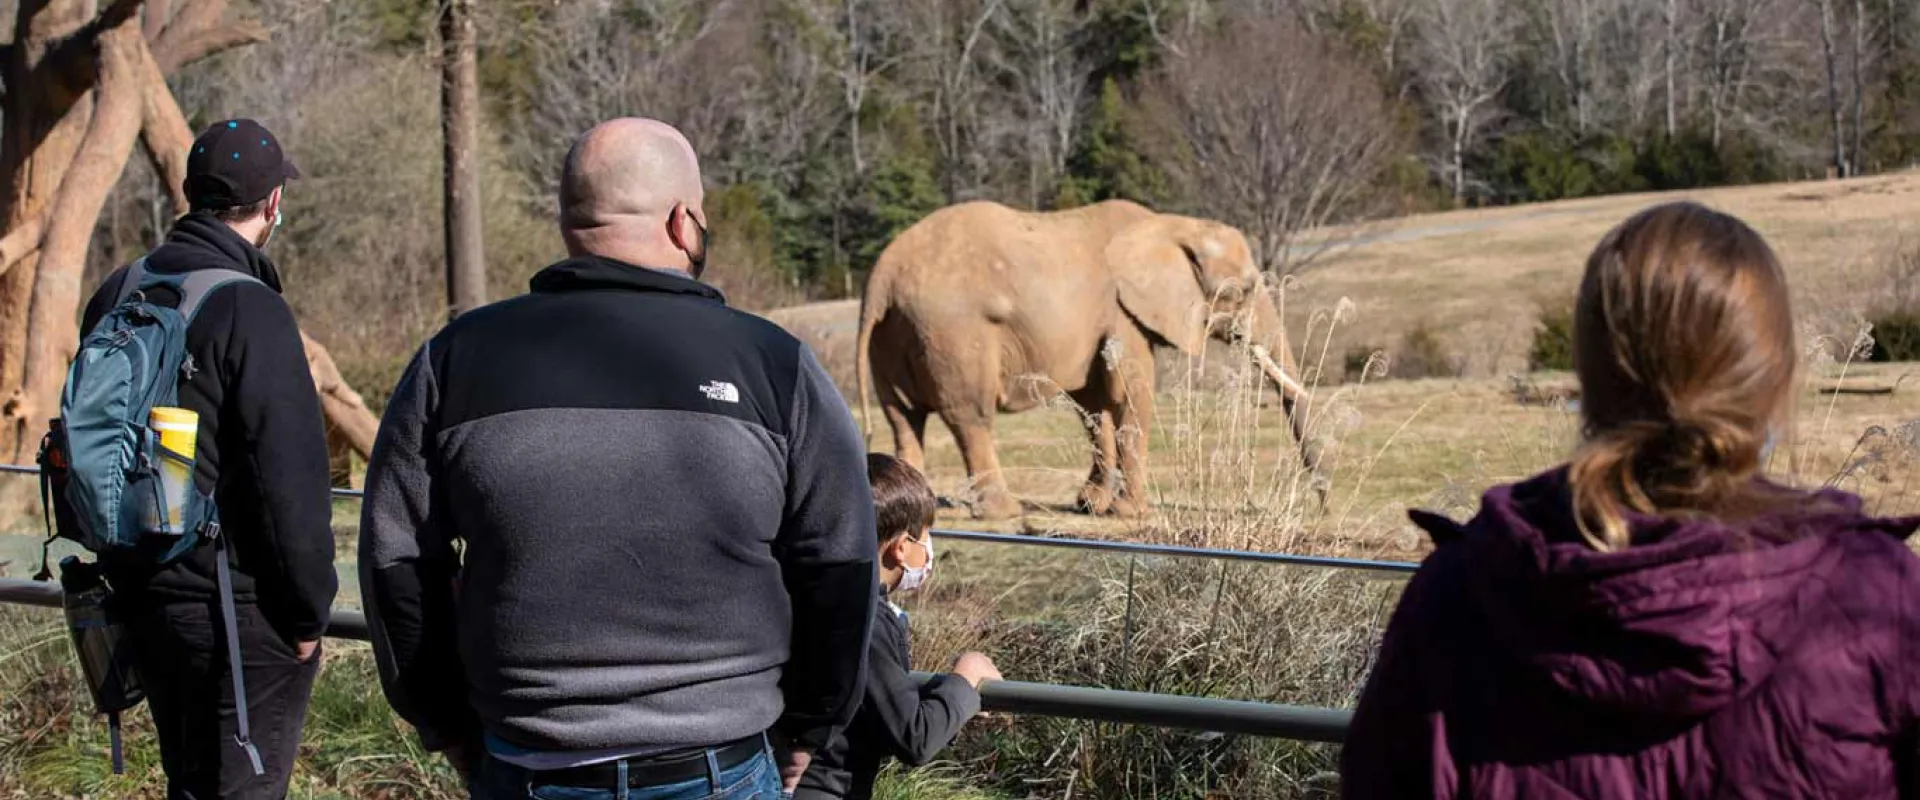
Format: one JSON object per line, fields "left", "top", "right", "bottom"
{"left": 863, "top": 610, "right": 981, "bottom": 767}
{"left": 220, "top": 282, "right": 337, "bottom": 641}
{"left": 775, "top": 344, "right": 879, "bottom": 751}
{"left": 358, "top": 343, "right": 477, "bottom": 752}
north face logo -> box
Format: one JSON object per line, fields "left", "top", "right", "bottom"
{"left": 700, "top": 380, "right": 740, "bottom": 403}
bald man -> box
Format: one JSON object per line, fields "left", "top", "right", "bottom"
{"left": 360, "top": 118, "right": 876, "bottom": 800}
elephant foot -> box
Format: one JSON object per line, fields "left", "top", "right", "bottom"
{"left": 971, "top": 489, "right": 1023, "bottom": 520}
{"left": 1075, "top": 483, "right": 1115, "bottom": 516}
{"left": 1104, "top": 495, "right": 1147, "bottom": 519}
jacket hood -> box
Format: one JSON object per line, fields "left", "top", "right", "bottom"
{"left": 1411, "top": 469, "right": 1919, "bottom": 723}
{"left": 148, "top": 211, "right": 286, "bottom": 293}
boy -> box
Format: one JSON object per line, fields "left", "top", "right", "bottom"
{"left": 793, "top": 454, "right": 1001, "bottom": 800}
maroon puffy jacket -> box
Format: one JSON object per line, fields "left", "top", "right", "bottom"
{"left": 1342, "top": 468, "right": 1920, "bottom": 798}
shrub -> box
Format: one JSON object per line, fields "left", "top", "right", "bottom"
{"left": 1343, "top": 345, "right": 1382, "bottom": 382}
{"left": 1870, "top": 311, "right": 1920, "bottom": 362}
{"left": 1529, "top": 302, "right": 1577, "bottom": 372}
{"left": 1390, "top": 323, "right": 1464, "bottom": 379}
{"left": 1869, "top": 240, "right": 1920, "bottom": 362}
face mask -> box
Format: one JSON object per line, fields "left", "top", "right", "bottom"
{"left": 685, "top": 212, "right": 709, "bottom": 280}
{"left": 895, "top": 535, "right": 933, "bottom": 594}
{"left": 256, "top": 207, "right": 283, "bottom": 250}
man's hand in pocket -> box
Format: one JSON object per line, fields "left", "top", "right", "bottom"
{"left": 296, "top": 639, "right": 321, "bottom": 664}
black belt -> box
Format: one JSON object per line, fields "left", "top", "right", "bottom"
{"left": 529, "top": 734, "right": 767, "bottom": 789}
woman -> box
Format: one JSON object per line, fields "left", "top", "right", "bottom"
{"left": 1341, "top": 202, "right": 1920, "bottom": 797}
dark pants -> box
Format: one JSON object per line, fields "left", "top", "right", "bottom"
{"left": 125, "top": 600, "right": 321, "bottom": 800}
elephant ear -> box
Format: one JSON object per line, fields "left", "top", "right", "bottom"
{"left": 1106, "top": 217, "right": 1211, "bottom": 354}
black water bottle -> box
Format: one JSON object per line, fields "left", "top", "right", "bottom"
{"left": 59, "top": 556, "right": 145, "bottom": 773}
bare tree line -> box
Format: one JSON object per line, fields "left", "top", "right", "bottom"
{"left": 1, "top": 0, "right": 1912, "bottom": 450}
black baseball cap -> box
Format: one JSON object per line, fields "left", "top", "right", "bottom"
{"left": 184, "top": 118, "right": 300, "bottom": 209}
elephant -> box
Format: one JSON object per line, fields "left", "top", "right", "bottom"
{"left": 854, "top": 199, "right": 1322, "bottom": 520}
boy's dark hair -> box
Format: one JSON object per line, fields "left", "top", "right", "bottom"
{"left": 869, "top": 453, "right": 936, "bottom": 543}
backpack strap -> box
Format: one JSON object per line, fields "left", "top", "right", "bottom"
{"left": 113, "top": 258, "right": 265, "bottom": 322}
{"left": 211, "top": 525, "right": 266, "bottom": 776}
{"left": 111, "top": 258, "right": 150, "bottom": 306}
{"left": 174, "top": 269, "right": 264, "bottom": 322}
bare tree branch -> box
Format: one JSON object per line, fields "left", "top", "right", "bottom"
{"left": 135, "top": 33, "right": 194, "bottom": 215}
{"left": 301, "top": 331, "right": 376, "bottom": 459}
{"left": 0, "top": 217, "right": 46, "bottom": 279}
{"left": 42, "top": 0, "right": 148, "bottom": 101}
{"left": 1411, "top": 0, "right": 1517, "bottom": 200}
{"left": 150, "top": 0, "right": 235, "bottom": 69}
{"left": 991, "top": 0, "right": 1091, "bottom": 207}
{"left": 145, "top": 0, "right": 174, "bottom": 42}
{"left": 1139, "top": 12, "right": 1397, "bottom": 274}
{"left": 153, "top": 19, "right": 267, "bottom": 74}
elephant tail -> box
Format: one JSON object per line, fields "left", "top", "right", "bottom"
{"left": 855, "top": 289, "right": 880, "bottom": 446}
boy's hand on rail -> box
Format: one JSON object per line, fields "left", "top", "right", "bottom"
{"left": 953, "top": 652, "right": 1002, "bottom": 689}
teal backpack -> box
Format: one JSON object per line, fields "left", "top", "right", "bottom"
{"left": 37, "top": 259, "right": 269, "bottom": 776}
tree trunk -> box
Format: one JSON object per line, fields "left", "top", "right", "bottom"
{"left": 0, "top": 0, "right": 114, "bottom": 462}
{"left": 440, "top": 0, "right": 486, "bottom": 319}
{"left": 1451, "top": 115, "right": 1466, "bottom": 202}
{"left": 844, "top": 0, "right": 867, "bottom": 180}
{"left": 1819, "top": 0, "right": 1849, "bottom": 176}
{"left": 20, "top": 18, "right": 150, "bottom": 458}
{"left": 1851, "top": 0, "right": 1866, "bottom": 173}
{"left": 1665, "top": 0, "right": 1678, "bottom": 137}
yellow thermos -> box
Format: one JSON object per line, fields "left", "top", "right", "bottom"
{"left": 149, "top": 407, "right": 198, "bottom": 533}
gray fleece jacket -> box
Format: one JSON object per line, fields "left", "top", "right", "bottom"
{"left": 358, "top": 257, "right": 877, "bottom": 755}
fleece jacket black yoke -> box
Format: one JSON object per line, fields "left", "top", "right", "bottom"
{"left": 79, "top": 211, "right": 339, "bottom": 643}
{"left": 359, "top": 256, "right": 877, "bottom": 755}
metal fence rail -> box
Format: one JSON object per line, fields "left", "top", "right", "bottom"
{"left": 0, "top": 577, "right": 1351, "bottom": 742}
{"left": 0, "top": 463, "right": 1419, "bottom": 575}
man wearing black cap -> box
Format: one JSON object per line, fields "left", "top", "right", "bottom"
{"left": 78, "top": 118, "right": 336, "bottom": 799}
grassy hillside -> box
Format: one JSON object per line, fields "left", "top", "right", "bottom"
{"left": 1286, "top": 172, "right": 1920, "bottom": 377}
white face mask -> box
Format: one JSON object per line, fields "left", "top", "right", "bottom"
{"left": 256, "top": 207, "right": 283, "bottom": 249}
{"left": 895, "top": 535, "right": 933, "bottom": 594}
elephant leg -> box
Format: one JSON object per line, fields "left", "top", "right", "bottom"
{"left": 1107, "top": 330, "right": 1158, "bottom": 518}
{"left": 944, "top": 410, "right": 1021, "bottom": 520}
{"left": 882, "top": 400, "right": 930, "bottom": 473}
{"left": 1071, "top": 403, "right": 1118, "bottom": 515}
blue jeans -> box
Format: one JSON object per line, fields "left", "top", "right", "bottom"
{"left": 472, "top": 744, "right": 785, "bottom": 800}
